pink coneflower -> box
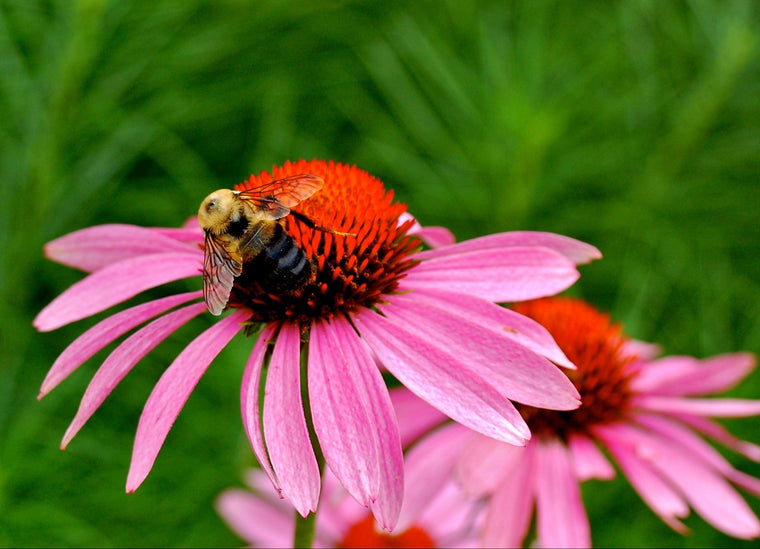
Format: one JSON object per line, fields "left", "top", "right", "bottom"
{"left": 217, "top": 468, "right": 482, "bottom": 548}
{"left": 33, "top": 159, "right": 600, "bottom": 529}
{"left": 397, "top": 297, "right": 760, "bottom": 547}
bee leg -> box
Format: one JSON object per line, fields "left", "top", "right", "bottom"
{"left": 289, "top": 210, "right": 355, "bottom": 237}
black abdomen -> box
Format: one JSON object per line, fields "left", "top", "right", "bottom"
{"left": 245, "top": 223, "right": 311, "bottom": 290}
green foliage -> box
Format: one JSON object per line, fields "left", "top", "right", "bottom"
{"left": 1, "top": 0, "right": 758, "bottom": 546}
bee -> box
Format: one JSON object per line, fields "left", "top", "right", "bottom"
{"left": 198, "top": 173, "right": 345, "bottom": 315}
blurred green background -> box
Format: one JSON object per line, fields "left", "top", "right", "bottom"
{"left": 1, "top": 0, "right": 759, "bottom": 546}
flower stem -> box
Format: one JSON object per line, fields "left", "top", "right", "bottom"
{"left": 292, "top": 345, "right": 325, "bottom": 549}
{"left": 293, "top": 510, "right": 318, "bottom": 549}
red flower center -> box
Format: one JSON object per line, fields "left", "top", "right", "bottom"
{"left": 337, "top": 515, "right": 436, "bottom": 548}
{"left": 512, "top": 297, "right": 638, "bottom": 439}
{"left": 227, "top": 160, "right": 420, "bottom": 325}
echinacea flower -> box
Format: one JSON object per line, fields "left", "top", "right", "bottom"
{"left": 34, "top": 159, "right": 600, "bottom": 529}
{"left": 217, "top": 468, "right": 482, "bottom": 548}
{"left": 396, "top": 296, "right": 760, "bottom": 547}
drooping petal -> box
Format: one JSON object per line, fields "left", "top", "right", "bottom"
{"left": 634, "top": 413, "right": 760, "bottom": 489}
{"left": 534, "top": 439, "right": 590, "bottom": 548}
{"left": 352, "top": 308, "right": 530, "bottom": 446}
{"left": 394, "top": 423, "right": 471, "bottom": 533}
{"left": 43, "top": 224, "right": 199, "bottom": 272}
{"left": 399, "top": 286, "right": 574, "bottom": 369}
{"left": 414, "top": 231, "right": 601, "bottom": 265}
{"left": 481, "top": 441, "right": 535, "bottom": 548}
{"left": 567, "top": 434, "right": 615, "bottom": 481}
{"left": 675, "top": 413, "right": 760, "bottom": 462}
{"left": 263, "top": 322, "right": 320, "bottom": 517}
{"left": 241, "top": 323, "right": 280, "bottom": 491}
{"left": 728, "top": 470, "right": 760, "bottom": 500}
{"left": 389, "top": 387, "right": 448, "bottom": 447}
{"left": 457, "top": 434, "right": 525, "bottom": 497}
{"left": 244, "top": 467, "right": 288, "bottom": 504}
{"left": 62, "top": 302, "right": 207, "bottom": 448}
{"left": 632, "top": 353, "right": 756, "bottom": 397}
{"left": 405, "top": 246, "right": 580, "bottom": 303}
{"left": 215, "top": 488, "right": 293, "bottom": 549}
{"left": 126, "top": 309, "right": 247, "bottom": 492}
{"left": 381, "top": 293, "right": 580, "bottom": 410}
{"left": 595, "top": 424, "right": 690, "bottom": 534}
{"left": 610, "top": 422, "right": 760, "bottom": 539}
{"left": 309, "top": 317, "right": 403, "bottom": 530}
{"left": 34, "top": 252, "right": 202, "bottom": 331}
{"left": 38, "top": 291, "right": 203, "bottom": 397}
{"left": 635, "top": 395, "right": 760, "bottom": 417}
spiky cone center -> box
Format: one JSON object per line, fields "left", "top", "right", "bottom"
{"left": 228, "top": 160, "right": 421, "bottom": 325}
{"left": 337, "top": 515, "right": 436, "bottom": 548}
{"left": 512, "top": 297, "right": 638, "bottom": 440}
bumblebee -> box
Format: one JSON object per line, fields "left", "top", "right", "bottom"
{"left": 198, "top": 173, "right": 341, "bottom": 315}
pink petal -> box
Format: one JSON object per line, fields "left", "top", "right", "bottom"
{"left": 623, "top": 339, "right": 662, "bottom": 361}
{"left": 416, "top": 481, "right": 482, "bottom": 548}
{"left": 567, "top": 434, "right": 615, "bottom": 481}
{"left": 610, "top": 422, "right": 760, "bottom": 539}
{"left": 481, "top": 441, "right": 535, "bottom": 548}
{"left": 675, "top": 413, "right": 760, "bottom": 462}
{"left": 389, "top": 387, "right": 448, "bottom": 447}
{"left": 729, "top": 469, "right": 760, "bottom": 500}
{"left": 534, "top": 439, "right": 590, "bottom": 548}
{"left": 381, "top": 293, "right": 580, "bottom": 410}
{"left": 595, "top": 424, "right": 690, "bottom": 534}
{"left": 394, "top": 423, "right": 471, "bottom": 533}
{"left": 34, "top": 252, "right": 203, "bottom": 331}
{"left": 316, "top": 472, "right": 366, "bottom": 544}
{"left": 181, "top": 216, "right": 200, "bottom": 229}
{"left": 413, "top": 226, "right": 456, "bottom": 248}
{"left": 403, "top": 287, "right": 574, "bottom": 369}
{"left": 399, "top": 213, "right": 456, "bottom": 249}
{"left": 126, "top": 309, "right": 246, "bottom": 492}
{"left": 241, "top": 324, "right": 280, "bottom": 491}
{"left": 244, "top": 468, "right": 288, "bottom": 504}
{"left": 44, "top": 224, "right": 200, "bottom": 272}
{"left": 457, "top": 433, "right": 526, "bottom": 497}
{"left": 38, "top": 291, "right": 202, "bottom": 397}
{"left": 151, "top": 225, "right": 204, "bottom": 243}
{"left": 414, "top": 231, "right": 601, "bottom": 265}
{"left": 634, "top": 412, "right": 760, "bottom": 488}
{"left": 404, "top": 246, "right": 580, "bottom": 303}
{"left": 308, "top": 318, "right": 403, "bottom": 530}
{"left": 215, "top": 488, "right": 293, "bottom": 548}
{"left": 352, "top": 308, "right": 531, "bottom": 446}
{"left": 62, "top": 302, "right": 207, "bottom": 448}
{"left": 632, "top": 353, "right": 756, "bottom": 396}
{"left": 635, "top": 395, "right": 760, "bottom": 417}
{"left": 263, "top": 322, "right": 320, "bottom": 517}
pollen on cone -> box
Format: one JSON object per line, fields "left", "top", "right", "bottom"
{"left": 229, "top": 160, "right": 421, "bottom": 325}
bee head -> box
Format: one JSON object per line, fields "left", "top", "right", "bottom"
{"left": 198, "top": 189, "right": 239, "bottom": 234}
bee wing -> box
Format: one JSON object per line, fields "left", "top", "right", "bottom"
{"left": 202, "top": 233, "right": 243, "bottom": 316}
{"left": 237, "top": 173, "right": 324, "bottom": 220}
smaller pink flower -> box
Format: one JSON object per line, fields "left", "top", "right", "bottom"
{"left": 396, "top": 297, "right": 760, "bottom": 547}
{"left": 217, "top": 467, "right": 482, "bottom": 548}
